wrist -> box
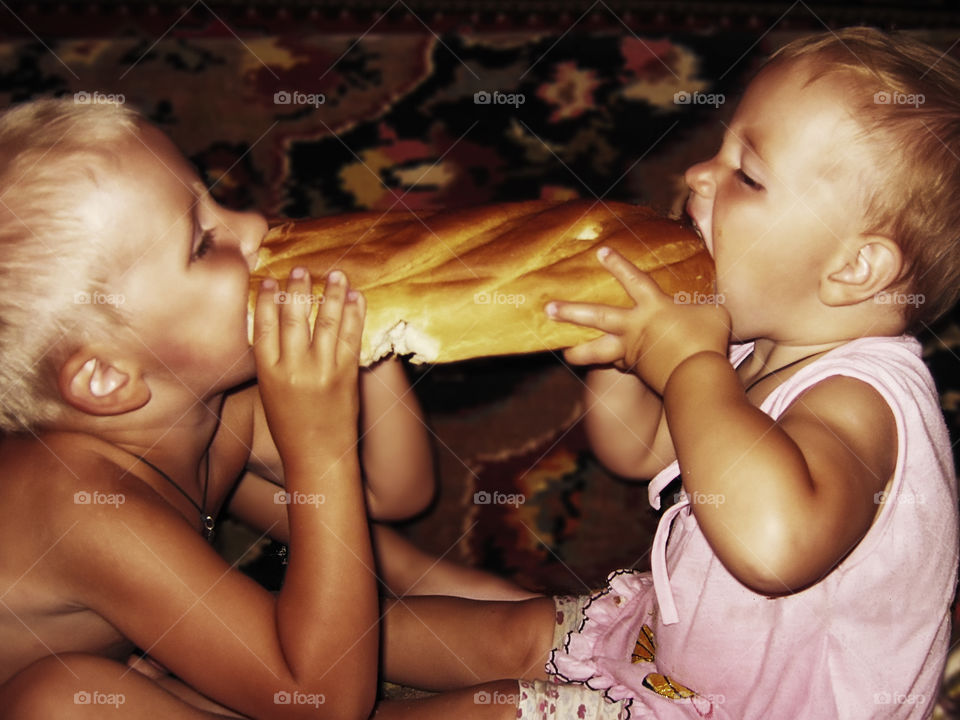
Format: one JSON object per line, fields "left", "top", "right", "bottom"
{"left": 663, "top": 350, "right": 731, "bottom": 399}
{"left": 282, "top": 452, "right": 360, "bottom": 485}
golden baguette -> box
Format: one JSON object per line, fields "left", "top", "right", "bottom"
{"left": 249, "top": 199, "right": 715, "bottom": 365}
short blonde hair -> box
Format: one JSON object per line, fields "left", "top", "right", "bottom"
{"left": 0, "top": 97, "right": 141, "bottom": 432}
{"left": 769, "top": 27, "right": 960, "bottom": 331}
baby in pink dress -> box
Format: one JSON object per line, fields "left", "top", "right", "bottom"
{"left": 374, "top": 27, "right": 960, "bottom": 720}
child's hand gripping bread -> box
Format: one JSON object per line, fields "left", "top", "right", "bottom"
{"left": 249, "top": 199, "right": 715, "bottom": 365}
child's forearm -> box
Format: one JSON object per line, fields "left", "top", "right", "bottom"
{"left": 360, "top": 359, "right": 434, "bottom": 519}
{"left": 276, "top": 453, "right": 378, "bottom": 715}
{"left": 583, "top": 368, "right": 667, "bottom": 478}
{"left": 373, "top": 525, "right": 539, "bottom": 600}
{"left": 662, "top": 352, "right": 822, "bottom": 593}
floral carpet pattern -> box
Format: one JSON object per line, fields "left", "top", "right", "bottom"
{"left": 2, "top": 11, "right": 960, "bottom": 714}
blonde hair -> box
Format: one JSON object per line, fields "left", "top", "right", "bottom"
{"left": 769, "top": 27, "right": 960, "bottom": 331}
{"left": 0, "top": 97, "right": 141, "bottom": 432}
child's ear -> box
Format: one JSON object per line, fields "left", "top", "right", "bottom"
{"left": 59, "top": 348, "right": 151, "bottom": 416}
{"left": 821, "top": 236, "right": 903, "bottom": 307}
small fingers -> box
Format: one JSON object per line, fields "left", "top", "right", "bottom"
{"left": 596, "top": 247, "right": 663, "bottom": 303}
{"left": 335, "top": 289, "right": 366, "bottom": 370}
{"left": 562, "top": 333, "right": 625, "bottom": 367}
{"left": 253, "top": 277, "right": 280, "bottom": 367}
{"left": 313, "top": 270, "right": 347, "bottom": 362}
{"left": 546, "top": 300, "right": 626, "bottom": 335}
{"left": 278, "top": 267, "right": 313, "bottom": 360}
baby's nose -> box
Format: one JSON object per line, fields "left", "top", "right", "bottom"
{"left": 684, "top": 160, "right": 715, "bottom": 197}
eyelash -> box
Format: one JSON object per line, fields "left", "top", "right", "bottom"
{"left": 736, "top": 168, "right": 763, "bottom": 191}
{"left": 192, "top": 229, "right": 214, "bottom": 261}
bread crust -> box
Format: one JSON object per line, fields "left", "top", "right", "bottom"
{"left": 250, "top": 200, "right": 715, "bottom": 365}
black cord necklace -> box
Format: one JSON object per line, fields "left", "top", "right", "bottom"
{"left": 135, "top": 452, "right": 215, "bottom": 542}
{"left": 742, "top": 349, "right": 831, "bottom": 395}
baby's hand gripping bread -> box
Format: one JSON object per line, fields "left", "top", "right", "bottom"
{"left": 249, "top": 200, "right": 714, "bottom": 365}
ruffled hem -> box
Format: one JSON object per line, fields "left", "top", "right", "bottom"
{"left": 548, "top": 569, "right": 657, "bottom": 702}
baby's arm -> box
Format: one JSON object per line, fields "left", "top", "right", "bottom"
{"left": 663, "top": 355, "right": 894, "bottom": 593}
{"left": 581, "top": 367, "right": 675, "bottom": 479}
{"left": 358, "top": 358, "right": 434, "bottom": 520}
{"left": 244, "top": 360, "right": 432, "bottom": 523}
{"left": 550, "top": 248, "right": 894, "bottom": 594}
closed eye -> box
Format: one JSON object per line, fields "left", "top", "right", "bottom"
{"left": 191, "top": 229, "right": 215, "bottom": 261}
{"left": 736, "top": 168, "right": 763, "bottom": 191}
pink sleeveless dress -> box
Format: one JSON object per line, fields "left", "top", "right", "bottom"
{"left": 549, "top": 335, "right": 958, "bottom": 719}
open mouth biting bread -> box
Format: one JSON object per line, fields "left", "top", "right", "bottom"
{"left": 249, "top": 199, "right": 715, "bottom": 365}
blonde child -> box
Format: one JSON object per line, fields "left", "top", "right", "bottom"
{"left": 375, "top": 28, "right": 960, "bottom": 719}
{"left": 0, "top": 98, "right": 517, "bottom": 718}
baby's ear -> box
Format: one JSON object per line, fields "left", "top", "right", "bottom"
{"left": 821, "top": 236, "right": 903, "bottom": 307}
{"left": 58, "top": 348, "right": 151, "bottom": 416}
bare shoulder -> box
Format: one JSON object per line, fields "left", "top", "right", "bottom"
{"left": 779, "top": 375, "right": 897, "bottom": 496}
{"left": 1, "top": 432, "right": 130, "bottom": 527}
{"left": 0, "top": 431, "right": 178, "bottom": 567}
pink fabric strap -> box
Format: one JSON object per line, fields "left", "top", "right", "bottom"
{"left": 650, "top": 493, "right": 687, "bottom": 625}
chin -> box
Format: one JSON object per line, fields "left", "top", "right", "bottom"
{"left": 218, "top": 346, "right": 258, "bottom": 390}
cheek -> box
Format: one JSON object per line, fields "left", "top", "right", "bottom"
{"left": 202, "top": 259, "right": 252, "bottom": 327}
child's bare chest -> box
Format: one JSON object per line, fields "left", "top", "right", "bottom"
{"left": 0, "top": 582, "right": 132, "bottom": 684}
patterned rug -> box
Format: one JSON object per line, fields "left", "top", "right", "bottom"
{"left": 2, "top": 14, "right": 960, "bottom": 713}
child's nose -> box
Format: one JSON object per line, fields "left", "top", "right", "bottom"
{"left": 684, "top": 159, "right": 715, "bottom": 198}
{"left": 236, "top": 211, "right": 267, "bottom": 269}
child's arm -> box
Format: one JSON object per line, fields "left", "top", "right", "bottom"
{"left": 550, "top": 249, "right": 894, "bottom": 595}
{"left": 358, "top": 358, "right": 434, "bottom": 519}
{"left": 581, "top": 367, "right": 675, "bottom": 479}
{"left": 52, "top": 269, "right": 376, "bottom": 719}
{"left": 244, "top": 362, "right": 433, "bottom": 522}
{"left": 662, "top": 354, "right": 894, "bottom": 594}
{"left": 252, "top": 268, "right": 377, "bottom": 703}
